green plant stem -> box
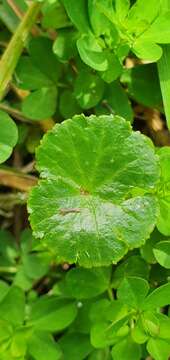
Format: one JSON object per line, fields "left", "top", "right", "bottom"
{"left": 158, "top": 46, "right": 170, "bottom": 129}
{"left": 0, "top": 166, "right": 37, "bottom": 191}
{"left": 0, "top": 266, "right": 17, "bottom": 274}
{"left": 157, "top": 0, "right": 170, "bottom": 129}
{"left": 108, "top": 287, "right": 114, "bottom": 300}
{"left": 0, "top": 103, "right": 35, "bottom": 123}
{"left": 0, "top": 2, "right": 41, "bottom": 101}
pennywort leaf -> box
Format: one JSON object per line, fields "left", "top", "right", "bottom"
{"left": 28, "top": 114, "right": 159, "bottom": 267}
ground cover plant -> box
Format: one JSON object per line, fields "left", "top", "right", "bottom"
{"left": 1, "top": 0, "right": 170, "bottom": 359}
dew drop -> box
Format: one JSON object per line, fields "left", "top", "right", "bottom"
{"left": 77, "top": 301, "right": 83, "bottom": 308}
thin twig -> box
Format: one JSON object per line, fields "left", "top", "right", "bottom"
{"left": 0, "top": 103, "right": 55, "bottom": 130}
{"left": 7, "top": 0, "right": 24, "bottom": 19}
{"left": 0, "top": 167, "right": 37, "bottom": 191}
{"left": 0, "top": 103, "right": 35, "bottom": 123}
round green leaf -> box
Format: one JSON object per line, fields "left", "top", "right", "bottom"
{"left": 28, "top": 331, "right": 62, "bottom": 360}
{"left": 53, "top": 29, "right": 78, "bottom": 63}
{"left": 28, "top": 37, "right": 61, "bottom": 84}
{"left": 77, "top": 33, "right": 108, "bottom": 71}
{"left": 111, "top": 337, "right": 141, "bottom": 360}
{"left": 153, "top": 241, "right": 170, "bottom": 269}
{"left": 0, "top": 110, "right": 18, "bottom": 163}
{"left": 133, "top": 40, "right": 162, "bottom": 62}
{"left": 59, "top": 90, "right": 81, "bottom": 119}
{"left": 88, "top": 0, "right": 113, "bottom": 36}
{"left": 112, "top": 255, "right": 149, "bottom": 289}
{"left": 28, "top": 115, "right": 159, "bottom": 267}
{"left": 16, "top": 56, "right": 53, "bottom": 90}
{"left": 142, "top": 282, "right": 170, "bottom": 310}
{"left": 62, "top": 0, "right": 90, "bottom": 33}
{"left": 28, "top": 297, "right": 77, "bottom": 332}
{"left": 117, "top": 277, "right": 149, "bottom": 309}
{"left": 147, "top": 338, "right": 170, "bottom": 360}
{"left": 95, "top": 81, "right": 133, "bottom": 123}
{"left": 122, "top": 64, "right": 162, "bottom": 110}
{"left": 74, "top": 70, "right": 105, "bottom": 109}
{"left": 59, "top": 332, "right": 93, "bottom": 360}
{"left": 100, "top": 51, "right": 122, "bottom": 83}
{"left": 64, "top": 267, "right": 111, "bottom": 299}
{"left": 22, "top": 87, "right": 57, "bottom": 120}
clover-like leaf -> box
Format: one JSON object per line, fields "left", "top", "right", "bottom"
{"left": 77, "top": 33, "right": 108, "bottom": 71}
{"left": 0, "top": 110, "right": 18, "bottom": 164}
{"left": 153, "top": 241, "right": 170, "bottom": 269}
{"left": 28, "top": 115, "right": 159, "bottom": 267}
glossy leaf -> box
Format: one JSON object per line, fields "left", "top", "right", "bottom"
{"left": 88, "top": 349, "right": 112, "bottom": 360}
{"left": 111, "top": 336, "right": 141, "bottom": 360}
{"left": 62, "top": 0, "right": 90, "bottom": 32}
{"left": 142, "top": 12, "right": 170, "bottom": 44}
{"left": 22, "top": 87, "right": 57, "bottom": 120}
{"left": 90, "top": 299, "right": 129, "bottom": 347}
{"left": 16, "top": 56, "right": 53, "bottom": 90}
{"left": 147, "top": 338, "right": 170, "bottom": 360}
{"left": 77, "top": 33, "right": 108, "bottom": 71}
{"left": 59, "top": 332, "right": 93, "bottom": 360}
{"left": 127, "top": 0, "right": 161, "bottom": 27}
{"left": 74, "top": 70, "right": 105, "bottom": 109}
{"left": 59, "top": 90, "right": 81, "bottom": 119}
{"left": 153, "top": 241, "right": 170, "bottom": 268}
{"left": 100, "top": 52, "right": 122, "bottom": 83}
{"left": 96, "top": 81, "right": 133, "bottom": 122}
{"left": 140, "top": 229, "right": 165, "bottom": 264}
{"left": 0, "top": 110, "right": 18, "bottom": 163}
{"left": 133, "top": 41, "right": 162, "bottom": 62}
{"left": 117, "top": 277, "right": 149, "bottom": 309}
{"left": 28, "top": 114, "right": 159, "bottom": 267}
{"left": 0, "top": 286, "right": 25, "bottom": 327}
{"left": 64, "top": 267, "right": 111, "bottom": 299}
{"left": 53, "top": 29, "right": 77, "bottom": 63}
{"left": 28, "top": 297, "right": 77, "bottom": 332}
{"left": 115, "top": 0, "right": 130, "bottom": 21}
{"left": 142, "top": 282, "right": 170, "bottom": 310}
{"left": 28, "top": 331, "right": 62, "bottom": 360}
{"left": 122, "top": 64, "right": 162, "bottom": 110}
{"left": 28, "top": 37, "right": 60, "bottom": 84}
{"left": 112, "top": 255, "right": 149, "bottom": 288}
{"left": 88, "top": 0, "right": 112, "bottom": 36}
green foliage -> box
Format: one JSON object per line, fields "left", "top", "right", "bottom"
{"left": 153, "top": 241, "right": 170, "bottom": 268}
{"left": 1, "top": 1, "right": 170, "bottom": 359}
{"left": 157, "top": 147, "right": 170, "bottom": 235}
{"left": 28, "top": 114, "right": 159, "bottom": 267}
{"left": 0, "top": 110, "right": 18, "bottom": 163}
